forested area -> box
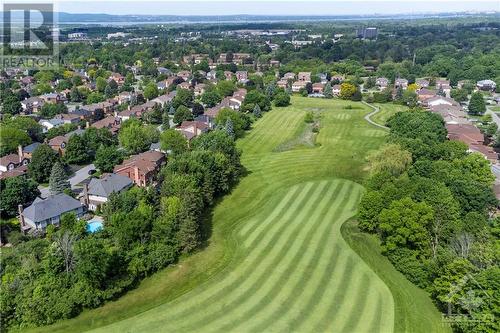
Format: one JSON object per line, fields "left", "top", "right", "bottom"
{"left": 358, "top": 110, "right": 499, "bottom": 332}
{"left": 0, "top": 129, "right": 243, "bottom": 330}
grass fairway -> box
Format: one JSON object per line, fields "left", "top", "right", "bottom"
{"left": 371, "top": 103, "right": 408, "bottom": 126}
{"left": 33, "top": 97, "right": 446, "bottom": 333}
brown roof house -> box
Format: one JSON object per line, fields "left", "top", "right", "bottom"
{"left": 175, "top": 121, "right": 209, "bottom": 141}
{"left": 114, "top": 151, "right": 166, "bottom": 187}
{"left": 0, "top": 146, "right": 29, "bottom": 179}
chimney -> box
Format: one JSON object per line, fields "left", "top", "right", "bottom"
{"left": 18, "top": 204, "right": 25, "bottom": 232}
{"left": 83, "top": 183, "right": 90, "bottom": 206}
{"left": 85, "top": 121, "right": 90, "bottom": 129}
{"left": 134, "top": 166, "right": 140, "bottom": 185}
{"left": 18, "top": 145, "right": 23, "bottom": 163}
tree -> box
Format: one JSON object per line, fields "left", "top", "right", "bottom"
{"left": 172, "top": 88, "right": 194, "bottom": 109}
{"left": 253, "top": 104, "right": 262, "bottom": 118}
{"left": 201, "top": 90, "right": 221, "bottom": 107}
{"left": 225, "top": 118, "right": 235, "bottom": 139}
{"left": 242, "top": 90, "right": 271, "bottom": 112}
{"left": 49, "top": 162, "right": 70, "bottom": 195}
{"left": 0, "top": 126, "right": 31, "bottom": 156}
{"left": 215, "top": 108, "right": 250, "bottom": 138}
{"left": 28, "top": 144, "right": 59, "bottom": 183}
{"left": 323, "top": 82, "right": 333, "bottom": 98}
{"left": 378, "top": 197, "right": 434, "bottom": 255}
{"left": 64, "top": 135, "right": 91, "bottom": 165}
{"left": 94, "top": 145, "right": 123, "bottom": 172}
{"left": 367, "top": 144, "right": 412, "bottom": 176}
{"left": 192, "top": 102, "right": 204, "bottom": 117}
{"left": 351, "top": 88, "right": 362, "bottom": 101}
{"left": 274, "top": 92, "right": 291, "bottom": 107}
{"left": 0, "top": 177, "right": 40, "bottom": 217}
{"left": 468, "top": 92, "right": 486, "bottom": 115}
{"left": 173, "top": 105, "right": 193, "bottom": 125}
{"left": 86, "top": 92, "right": 105, "bottom": 104}
{"left": 40, "top": 103, "right": 67, "bottom": 118}
{"left": 160, "top": 129, "right": 188, "bottom": 155}
{"left": 143, "top": 82, "right": 159, "bottom": 100}
{"left": 1, "top": 93, "right": 21, "bottom": 115}
{"left": 96, "top": 77, "right": 107, "bottom": 93}
{"left": 118, "top": 119, "right": 158, "bottom": 154}
{"left": 217, "top": 80, "right": 236, "bottom": 97}
{"left": 358, "top": 190, "right": 385, "bottom": 232}
{"left": 70, "top": 87, "right": 81, "bottom": 102}
{"left": 339, "top": 82, "right": 357, "bottom": 100}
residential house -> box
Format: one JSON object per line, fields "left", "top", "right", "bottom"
{"left": 312, "top": 83, "right": 324, "bottom": 94}
{"left": 376, "top": 77, "right": 389, "bottom": 89}
{"left": 40, "top": 92, "right": 66, "bottom": 104}
{"left": 429, "top": 104, "right": 468, "bottom": 124}
{"left": 416, "top": 79, "right": 430, "bottom": 88}
{"left": 21, "top": 96, "right": 44, "bottom": 114}
{"left": 48, "top": 135, "right": 69, "bottom": 155}
{"left": 82, "top": 173, "right": 133, "bottom": 210}
{"left": 297, "top": 72, "right": 311, "bottom": 82}
{"left": 318, "top": 73, "right": 328, "bottom": 84}
{"left": 394, "top": 78, "right": 409, "bottom": 90}
{"left": 416, "top": 88, "right": 437, "bottom": 102}
{"left": 176, "top": 120, "right": 209, "bottom": 141}
{"left": 292, "top": 81, "right": 307, "bottom": 92}
{"left": 277, "top": 80, "right": 288, "bottom": 89}
{"left": 270, "top": 60, "right": 280, "bottom": 67}
{"left": 19, "top": 193, "right": 86, "bottom": 233}
{"left": 177, "top": 70, "right": 191, "bottom": 82}
{"left": 177, "top": 81, "right": 191, "bottom": 90}
{"left": 423, "top": 96, "right": 459, "bottom": 108}
{"left": 54, "top": 113, "right": 81, "bottom": 124}
{"left": 91, "top": 116, "right": 121, "bottom": 135}
{"left": 0, "top": 146, "right": 29, "bottom": 177}
{"left": 283, "top": 72, "right": 296, "bottom": 81}
{"left": 152, "top": 91, "right": 177, "bottom": 106}
{"left": 236, "top": 71, "right": 248, "bottom": 83}
{"left": 114, "top": 151, "right": 166, "bottom": 187}
{"left": 207, "top": 70, "right": 217, "bottom": 82}
{"left": 331, "top": 75, "right": 345, "bottom": 83}
{"left": 194, "top": 83, "right": 206, "bottom": 97}
{"left": 157, "top": 67, "right": 172, "bottom": 76}
{"left": 224, "top": 71, "right": 233, "bottom": 81}
{"left": 446, "top": 123, "right": 497, "bottom": 163}
{"left": 477, "top": 79, "right": 496, "bottom": 91}
{"left": 22, "top": 142, "right": 41, "bottom": 160}
{"left": 39, "top": 118, "right": 64, "bottom": 133}
{"left": 109, "top": 73, "right": 125, "bottom": 85}
{"left": 332, "top": 84, "right": 341, "bottom": 96}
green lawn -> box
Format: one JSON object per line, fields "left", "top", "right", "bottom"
{"left": 30, "top": 97, "right": 446, "bottom": 333}
{"left": 371, "top": 103, "right": 408, "bottom": 126}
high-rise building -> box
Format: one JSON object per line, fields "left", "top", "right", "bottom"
{"left": 356, "top": 27, "right": 378, "bottom": 39}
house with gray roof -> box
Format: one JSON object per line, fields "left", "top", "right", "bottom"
{"left": 19, "top": 193, "right": 86, "bottom": 232}
{"left": 82, "top": 173, "right": 133, "bottom": 210}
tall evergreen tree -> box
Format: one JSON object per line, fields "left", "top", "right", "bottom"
{"left": 323, "top": 82, "right": 333, "bottom": 98}
{"left": 253, "top": 104, "right": 262, "bottom": 118}
{"left": 225, "top": 118, "right": 235, "bottom": 139}
{"left": 468, "top": 92, "right": 486, "bottom": 115}
{"left": 49, "top": 162, "right": 70, "bottom": 195}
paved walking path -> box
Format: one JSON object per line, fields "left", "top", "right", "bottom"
{"left": 362, "top": 101, "right": 389, "bottom": 130}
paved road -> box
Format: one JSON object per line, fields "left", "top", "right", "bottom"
{"left": 38, "top": 163, "right": 95, "bottom": 198}
{"left": 362, "top": 101, "right": 389, "bottom": 130}
{"left": 485, "top": 107, "right": 500, "bottom": 128}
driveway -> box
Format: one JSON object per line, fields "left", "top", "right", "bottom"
{"left": 38, "top": 164, "right": 95, "bottom": 198}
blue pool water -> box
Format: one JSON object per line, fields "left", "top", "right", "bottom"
{"left": 86, "top": 220, "right": 103, "bottom": 233}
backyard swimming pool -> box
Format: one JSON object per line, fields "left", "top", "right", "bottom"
{"left": 86, "top": 219, "right": 103, "bottom": 233}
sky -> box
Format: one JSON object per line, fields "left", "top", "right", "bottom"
{"left": 50, "top": 1, "right": 500, "bottom": 16}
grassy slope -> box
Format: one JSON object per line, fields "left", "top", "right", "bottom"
{"left": 371, "top": 103, "right": 408, "bottom": 126}
{"left": 341, "top": 219, "right": 450, "bottom": 333}
{"left": 28, "top": 97, "right": 444, "bottom": 333}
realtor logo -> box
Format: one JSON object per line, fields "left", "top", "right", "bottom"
{"left": 1, "top": 2, "right": 59, "bottom": 69}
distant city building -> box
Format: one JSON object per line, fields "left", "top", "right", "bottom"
{"left": 68, "top": 32, "right": 88, "bottom": 40}
{"left": 356, "top": 27, "right": 378, "bottom": 39}
{"left": 107, "top": 32, "right": 129, "bottom": 39}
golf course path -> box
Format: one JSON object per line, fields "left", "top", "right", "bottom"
{"left": 91, "top": 98, "right": 394, "bottom": 333}
{"left": 362, "top": 101, "right": 389, "bottom": 130}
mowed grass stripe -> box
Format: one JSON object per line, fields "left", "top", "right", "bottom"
{"left": 169, "top": 182, "right": 334, "bottom": 331}
{"left": 152, "top": 183, "right": 317, "bottom": 322}
{"left": 206, "top": 182, "right": 349, "bottom": 333}
{"left": 238, "top": 184, "right": 354, "bottom": 333}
